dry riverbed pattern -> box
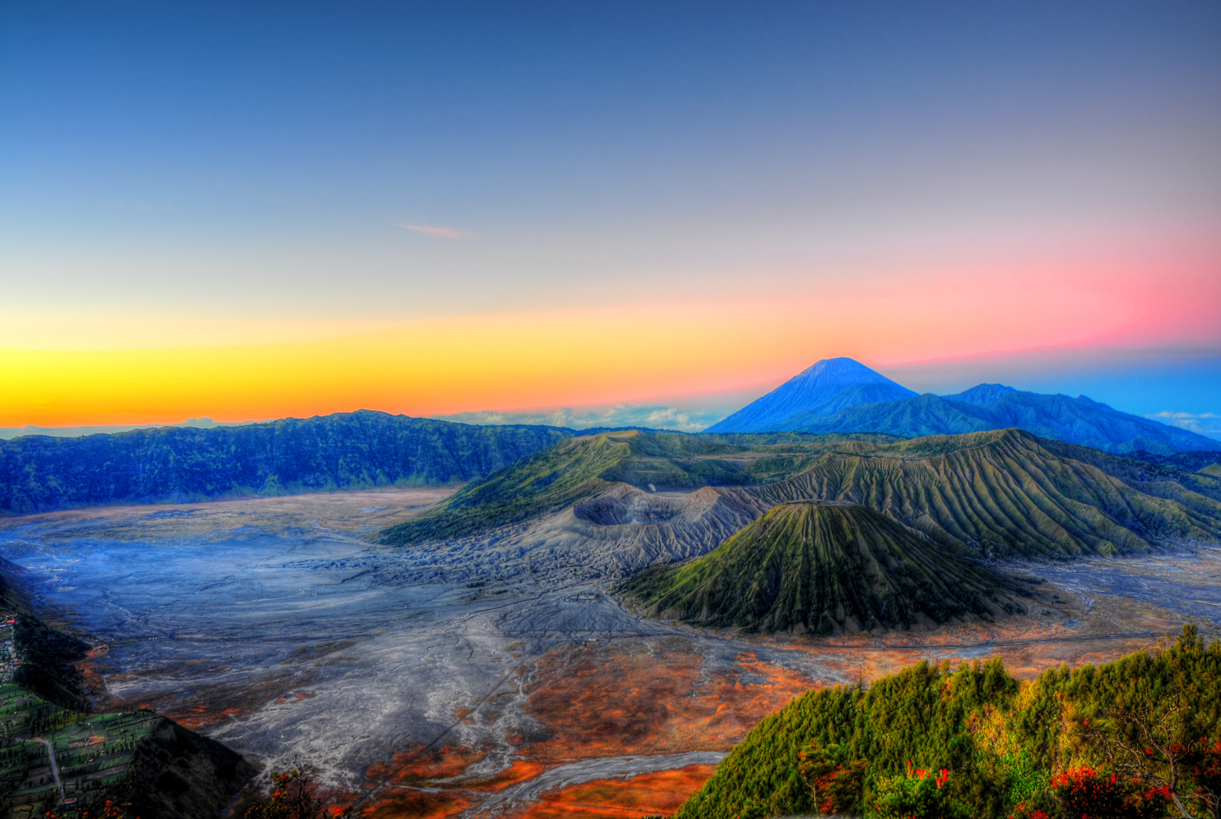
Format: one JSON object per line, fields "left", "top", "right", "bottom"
{"left": 1, "top": 489, "right": 1219, "bottom": 818}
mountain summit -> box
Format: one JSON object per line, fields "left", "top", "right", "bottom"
{"left": 705, "top": 358, "right": 916, "bottom": 433}
{"left": 706, "top": 359, "right": 1221, "bottom": 455}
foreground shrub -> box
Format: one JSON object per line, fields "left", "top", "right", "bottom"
{"left": 1050, "top": 766, "right": 1169, "bottom": 819}
{"left": 675, "top": 626, "right": 1221, "bottom": 819}
{"left": 872, "top": 763, "right": 965, "bottom": 819}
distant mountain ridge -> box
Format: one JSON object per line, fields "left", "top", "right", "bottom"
{"left": 707, "top": 359, "right": 1221, "bottom": 455}
{"left": 0, "top": 410, "right": 574, "bottom": 514}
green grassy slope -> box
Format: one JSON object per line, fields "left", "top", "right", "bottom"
{"left": 674, "top": 627, "right": 1221, "bottom": 819}
{"left": 380, "top": 430, "right": 901, "bottom": 545}
{"left": 622, "top": 502, "right": 1028, "bottom": 634}
{"left": 382, "top": 431, "right": 633, "bottom": 545}
{"left": 751, "top": 429, "right": 1221, "bottom": 558}
{"left": 385, "top": 428, "right": 1221, "bottom": 559}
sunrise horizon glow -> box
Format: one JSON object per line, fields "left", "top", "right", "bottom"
{"left": 3, "top": 2, "right": 1218, "bottom": 434}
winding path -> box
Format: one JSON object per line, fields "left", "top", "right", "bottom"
{"left": 32, "top": 737, "right": 65, "bottom": 807}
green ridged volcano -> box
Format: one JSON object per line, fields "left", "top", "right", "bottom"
{"left": 623, "top": 502, "right": 1026, "bottom": 634}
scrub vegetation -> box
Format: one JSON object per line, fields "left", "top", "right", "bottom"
{"left": 675, "top": 625, "right": 1221, "bottom": 819}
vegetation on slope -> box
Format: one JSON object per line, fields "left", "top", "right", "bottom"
{"left": 675, "top": 625, "right": 1221, "bottom": 819}
{"left": 1115, "top": 449, "right": 1221, "bottom": 474}
{"left": 379, "top": 430, "right": 903, "bottom": 545}
{"left": 11, "top": 614, "right": 91, "bottom": 712}
{"left": 1, "top": 681, "right": 254, "bottom": 819}
{"left": 751, "top": 429, "right": 1221, "bottom": 558}
{"left": 0, "top": 567, "right": 254, "bottom": 818}
{"left": 382, "top": 431, "right": 634, "bottom": 545}
{"left": 385, "top": 428, "right": 1221, "bottom": 561}
{"left": 0, "top": 410, "right": 570, "bottom": 514}
{"left": 622, "top": 502, "right": 1028, "bottom": 634}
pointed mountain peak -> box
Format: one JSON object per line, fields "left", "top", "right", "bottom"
{"left": 706, "top": 358, "right": 917, "bottom": 433}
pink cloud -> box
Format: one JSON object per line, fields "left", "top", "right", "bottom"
{"left": 397, "top": 222, "right": 471, "bottom": 239}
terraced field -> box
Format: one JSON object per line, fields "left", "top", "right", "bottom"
{"left": 0, "top": 682, "right": 160, "bottom": 816}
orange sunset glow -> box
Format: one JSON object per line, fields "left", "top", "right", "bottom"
{"left": 5, "top": 253, "right": 1219, "bottom": 429}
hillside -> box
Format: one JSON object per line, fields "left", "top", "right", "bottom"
{"left": 0, "top": 410, "right": 571, "bottom": 514}
{"left": 385, "top": 428, "right": 1221, "bottom": 562}
{"left": 379, "top": 430, "right": 903, "bottom": 546}
{"left": 706, "top": 358, "right": 916, "bottom": 433}
{"left": 1124, "top": 448, "right": 1221, "bottom": 473}
{"left": 673, "top": 626, "right": 1221, "bottom": 819}
{"left": 750, "top": 429, "right": 1221, "bottom": 558}
{"left": 0, "top": 568, "right": 254, "bottom": 818}
{"left": 622, "top": 502, "right": 1028, "bottom": 634}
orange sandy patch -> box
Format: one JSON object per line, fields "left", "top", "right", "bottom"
{"left": 364, "top": 745, "right": 487, "bottom": 787}
{"left": 468, "top": 759, "right": 555, "bottom": 792}
{"left": 359, "top": 789, "right": 475, "bottom": 819}
{"left": 508, "top": 764, "right": 717, "bottom": 819}
{"left": 522, "top": 638, "right": 817, "bottom": 759}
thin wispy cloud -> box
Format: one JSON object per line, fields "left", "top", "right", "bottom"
{"left": 1148, "top": 411, "right": 1221, "bottom": 439}
{"left": 397, "top": 222, "right": 471, "bottom": 239}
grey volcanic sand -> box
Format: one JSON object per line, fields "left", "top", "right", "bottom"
{"left": 1019, "top": 546, "right": 1221, "bottom": 623}
{"left": 1, "top": 490, "right": 1219, "bottom": 813}
{"left": 0, "top": 492, "right": 797, "bottom": 803}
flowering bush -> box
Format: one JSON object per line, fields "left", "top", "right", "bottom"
{"left": 44, "top": 800, "right": 131, "bottom": 819}
{"left": 1049, "top": 766, "right": 1169, "bottom": 819}
{"left": 1184, "top": 735, "right": 1221, "bottom": 819}
{"left": 1007, "top": 803, "right": 1051, "bottom": 819}
{"left": 243, "top": 767, "right": 351, "bottom": 819}
{"left": 873, "top": 762, "right": 964, "bottom": 819}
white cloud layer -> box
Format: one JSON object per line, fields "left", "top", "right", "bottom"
{"left": 433, "top": 404, "right": 727, "bottom": 433}
{"left": 1147, "top": 411, "right": 1221, "bottom": 440}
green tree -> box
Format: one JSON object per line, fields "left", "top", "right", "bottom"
{"left": 798, "top": 740, "right": 868, "bottom": 815}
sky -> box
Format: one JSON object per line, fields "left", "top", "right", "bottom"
{"left": 2, "top": 1, "right": 1219, "bottom": 435}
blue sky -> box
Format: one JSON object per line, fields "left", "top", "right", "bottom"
{"left": 1, "top": 1, "right": 1218, "bottom": 433}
